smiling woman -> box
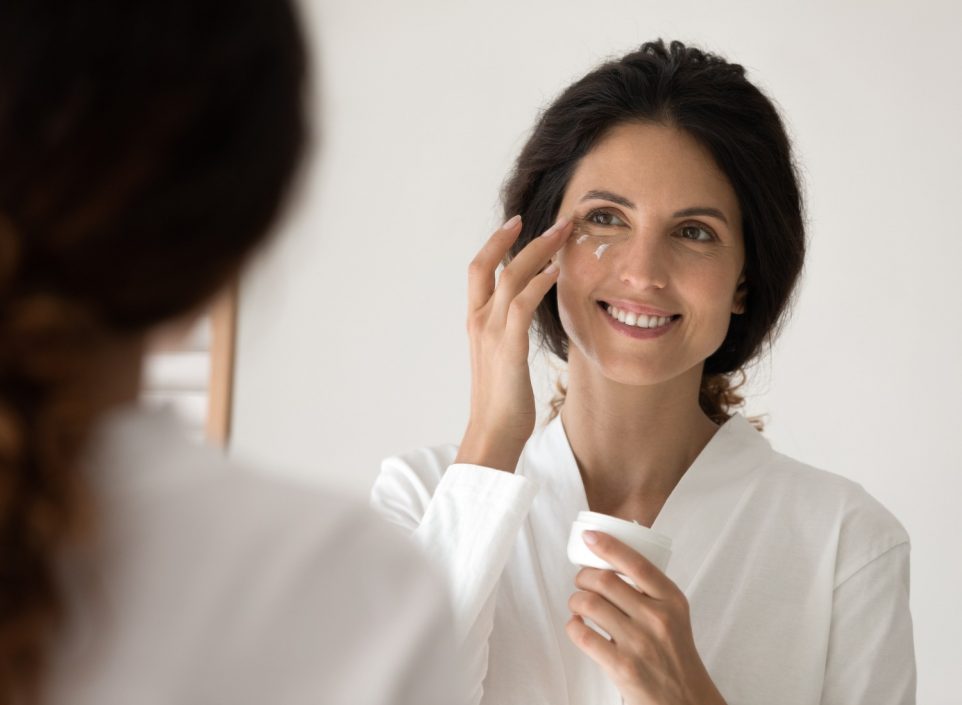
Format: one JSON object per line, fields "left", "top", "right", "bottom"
{"left": 372, "top": 39, "right": 914, "bottom": 705}
{"left": 551, "top": 122, "right": 748, "bottom": 393}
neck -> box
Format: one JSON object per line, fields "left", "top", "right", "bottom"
{"left": 559, "top": 352, "right": 719, "bottom": 517}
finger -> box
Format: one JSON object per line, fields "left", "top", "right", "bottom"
{"left": 467, "top": 215, "right": 522, "bottom": 312}
{"left": 568, "top": 589, "right": 631, "bottom": 644}
{"left": 575, "top": 567, "right": 648, "bottom": 617}
{"left": 490, "top": 216, "right": 572, "bottom": 318}
{"left": 565, "top": 615, "right": 619, "bottom": 666}
{"left": 503, "top": 261, "right": 559, "bottom": 342}
{"left": 582, "top": 531, "right": 675, "bottom": 600}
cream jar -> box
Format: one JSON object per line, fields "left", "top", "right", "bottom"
{"left": 567, "top": 510, "right": 673, "bottom": 574}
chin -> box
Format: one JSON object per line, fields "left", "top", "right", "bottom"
{"left": 593, "top": 357, "right": 686, "bottom": 387}
{"left": 566, "top": 334, "right": 711, "bottom": 389}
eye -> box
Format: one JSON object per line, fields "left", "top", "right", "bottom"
{"left": 585, "top": 209, "right": 627, "bottom": 227}
{"left": 677, "top": 223, "right": 715, "bottom": 242}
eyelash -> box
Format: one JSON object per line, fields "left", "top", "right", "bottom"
{"left": 582, "top": 208, "right": 717, "bottom": 242}
{"left": 678, "top": 223, "right": 717, "bottom": 242}
{"left": 585, "top": 209, "right": 625, "bottom": 227}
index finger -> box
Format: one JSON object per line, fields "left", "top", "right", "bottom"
{"left": 582, "top": 531, "right": 675, "bottom": 600}
{"left": 467, "top": 215, "right": 522, "bottom": 312}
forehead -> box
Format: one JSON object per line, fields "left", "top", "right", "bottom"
{"left": 564, "top": 122, "right": 741, "bottom": 227}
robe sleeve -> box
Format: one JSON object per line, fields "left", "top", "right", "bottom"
{"left": 372, "top": 455, "right": 538, "bottom": 705}
{"left": 819, "top": 541, "right": 916, "bottom": 705}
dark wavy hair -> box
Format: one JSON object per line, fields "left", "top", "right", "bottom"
{"left": 0, "top": 1, "right": 307, "bottom": 700}
{"left": 502, "top": 39, "right": 805, "bottom": 425}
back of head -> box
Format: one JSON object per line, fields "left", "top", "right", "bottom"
{"left": 501, "top": 39, "right": 805, "bottom": 424}
{"left": 0, "top": 1, "right": 307, "bottom": 699}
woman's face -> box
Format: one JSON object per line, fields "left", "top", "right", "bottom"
{"left": 554, "top": 121, "right": 746, "bottom": 387}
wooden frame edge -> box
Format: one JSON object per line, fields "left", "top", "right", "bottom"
{"left": 206, "top": 280, "right": 238, "bottom": 447}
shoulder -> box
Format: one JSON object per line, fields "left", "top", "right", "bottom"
{"left": 116, "top": 443, "right": 440, "bottom": 594}
{"left": 89, "top": 402, "right": 445, "bottom": 612}
{"left": 759, "top": 449, "right": 909, "bottom": 539}
{"left": 179, "top": 470, "right": 455, "bottom": 702}
{"left": 755, "top": 449, "right": 910, "bottom": 584}
{"left": 76, "top": 409, "right": 454, "bottom": 701}
{"left": 230, "top": 467, "right": 445, "bottom": 598}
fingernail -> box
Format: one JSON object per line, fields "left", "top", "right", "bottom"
{"left": 502, "top": 214, "right": 521, "bottom": 230}
{"left": 541, "top": 215, "right": 569, "bottom": 237}
{"left": 544, "top": 261, "right": 558, "bottom": 275}
{"left": 583, "top": 530, "right": 599, "bottom": 545}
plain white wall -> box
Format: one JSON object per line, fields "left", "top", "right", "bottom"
{"left": 231, "top": 0, "right": 962, "bottom": 701}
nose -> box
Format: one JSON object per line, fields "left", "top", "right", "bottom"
{"left": 612, "top": 230, "right": 669, "bottom": 291}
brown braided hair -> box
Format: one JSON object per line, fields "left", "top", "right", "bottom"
{"left": 0, "top": 1, "right": 307, "bottom": 701}
{"left": 502, "top": 40, "right": 806, "bottom": 429}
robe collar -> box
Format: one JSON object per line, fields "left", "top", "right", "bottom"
{"left": 519, "top": 411, "right": 773, "bottom": 594}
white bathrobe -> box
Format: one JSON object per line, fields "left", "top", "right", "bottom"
{"left": 47, "top": 405, "right": 456, "bottom": 705}
{"left": 371, "top": 412, "right": 915, "bottom": 705}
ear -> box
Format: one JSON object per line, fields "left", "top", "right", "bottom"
{"left": 732, "top": 273, "right": 747, "bottom": 315}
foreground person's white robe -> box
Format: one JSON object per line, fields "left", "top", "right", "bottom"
{"left": 47, "top": 405, "right": 456, "bottom": 705}
{"left": 371, "top": 412, "right": 915, "bottom": 705}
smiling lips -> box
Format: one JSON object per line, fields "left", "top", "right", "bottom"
{"left": 600, "top": 302, "right": 679, "bottom": 330}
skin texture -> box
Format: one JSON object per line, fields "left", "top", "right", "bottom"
{"left": 457, "top": 122, "right": 746, "bottom": 703}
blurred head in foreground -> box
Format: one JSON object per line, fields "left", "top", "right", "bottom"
{"left": 0, "top": 1, "right": 307, "bottom": 699}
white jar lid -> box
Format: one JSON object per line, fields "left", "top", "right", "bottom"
{"left": 568, "top": 510, "right": 673, "bottom": 574}
{"left": 574, "top": 510, "right": 673, "bottom": 549}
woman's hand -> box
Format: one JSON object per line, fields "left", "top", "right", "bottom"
{"left": 566, "top": 532, "right": 728, "bottom": 705}
{"left": 454, "top": 214, "right": 573, "bottom": 472}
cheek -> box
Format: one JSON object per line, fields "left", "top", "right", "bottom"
{"left": 558, "top": 240, "right": 607, "bottom": 280}
{"left": 554, "top": 257, "right": 600, "bottom": 340}
{"left": 555, "top": 275, "right": 578, "bottom": 333}
{"left": 563, "top": 233, "right": 621, "bottom": 264}
{"left": 556, "top": 248, "right": 602, "bottom": 312}
{"left": 681, "top": 268, "right": 741, "bottom": 332}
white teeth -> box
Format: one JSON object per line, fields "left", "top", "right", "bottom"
{"left": 604, "top": 304, "right": 674, "bottom": 329}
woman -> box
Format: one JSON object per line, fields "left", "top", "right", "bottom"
{"left": 0, "top": 2, "right": 453, "bottom": 703}
{"left": 372, "top": 40, "right": 914, "bottom": 705}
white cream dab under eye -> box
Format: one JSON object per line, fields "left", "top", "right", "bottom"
{"left": 593, "top": 243, "right": 610, "bottom": 260}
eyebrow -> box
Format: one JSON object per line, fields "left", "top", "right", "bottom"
{"left": 579, "top": 189, "right": 730, "bottom": 226}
